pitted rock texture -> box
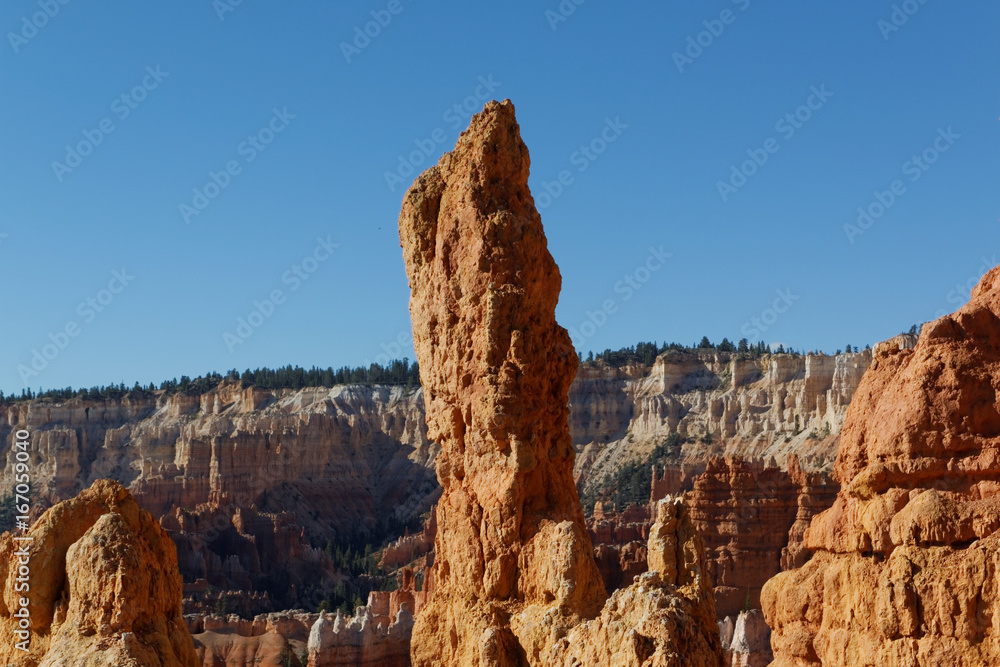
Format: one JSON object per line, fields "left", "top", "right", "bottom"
{"left": 400, "top": 99, "right": 722, "bottom": 666}
{"left": 0, "top": 479, "right": 198, "bottom": 667}
{"left": 399, "top": 98, "right": 607, "bottom": 666}
{"left": 762, "top": 270, "right": 1000, "bottom": 666}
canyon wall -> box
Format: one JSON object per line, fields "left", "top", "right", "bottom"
{"left": 572, "top": 347, "right": 877, "bottom": 494}
{"left": 763, "top": 269, "right": 1000, "bottom": 666}
{"left": 1, "top": 385, "right": 438, "bottom": 612}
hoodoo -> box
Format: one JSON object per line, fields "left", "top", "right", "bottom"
{"left": 0, "top": 479, "right": 198, "bottom": 667}
{"left": 399, "top": 99, "right": 722, "bottom": 666}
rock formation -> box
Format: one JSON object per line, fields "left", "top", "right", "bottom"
{"left": 399, "top": 99, "right": 722, "bottom": 666}
{"left": 719, "top": 610, "right": 772, "bottom": 667}
{"left": 1, "top": 385, "right": 438, "bottom": 613}
{"left": 306, "top": 604, "right": 413, "bottom": 667}
{"left": 588, "top": 503, "right": 650, "bottom": 592}
{"left": 762, "top": 272, "right": 1000, "bottom": 666}
{"left": 687, "top": 457, "right": 804, "bottom": 619}
{"left": 0, "top": 479, "right": 198, "bottom": 667}
{"left": 399, "top": 98, "right": 608, "bottom": 666}
{"left": 188, "top": 610, "right": 315, "bottom": 667}
{"left": 572, "top": 347, "right": 875, "bottom": 492}
{"left": 547, "top": 498, "right": 722, "bottom": 666}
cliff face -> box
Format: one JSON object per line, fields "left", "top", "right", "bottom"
{"left": 572, "top": 348, "right": 876, "bottom": 492}
{"left": 763, "top": 268, "right": 1000, "bottom": 667}
{"left": 1, "top": 385, "right": 438, "bottom": 611}
{"left": 0, "top": 479, "right": 198, "bottom": 667}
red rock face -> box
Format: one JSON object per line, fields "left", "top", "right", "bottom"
{"left": 763, "top": 270, "right": 1000, "bottom": 666}
{"left": 687, "top": 457, "right": 802, "bottom": 619}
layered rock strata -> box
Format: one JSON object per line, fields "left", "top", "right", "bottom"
{"left": 399, "top": 99, "right": 722, "bottom": 666}
{"left": 1, "top": 385, "right": 438, "bottom": 611}
{"left": 0, "top": 479, "right": 198, "bottom": 667}
{"left": 763, "top": 274, "right": 1000, "bottom": 666}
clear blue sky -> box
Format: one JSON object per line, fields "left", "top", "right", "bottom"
{"left": 2, "top": 1, "right": 998, "bottom": 394}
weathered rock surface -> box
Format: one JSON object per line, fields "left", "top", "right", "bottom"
{"left": 547, "top": 498, "right": 723, "bottom": 666}
{"left": 720, "top": 610, "right": 772, "bottom": 667}
{"left": 307, "top": 604, "right": 413, "bottom": 667}
{"left": 400, "top": 98, "right": 608, "bottom": 666}
{"left": 0, "top": 479, "right": 198, "bottom": 667}
{"left": 687, "top": 457, "right": 806, "bottom": 619}
{"left": 188, "top": 610, "right": 315, "bottom": 667}
{"left": 399, "top": 99, "right": 723, "bottom": 666}
{"left": 762, "top": 272, "right": 1000, "bottom": 666}
{"left": 588, "top": 503, "right": 650, "bottom": 592}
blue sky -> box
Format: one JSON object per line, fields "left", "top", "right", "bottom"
{"left": 1, "top": 0, "right": 998, "bottom": 394}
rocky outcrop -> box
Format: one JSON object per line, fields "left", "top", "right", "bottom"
{"left": 307, "top": 604, "right": 413, "bottom": 667}
{"left": 188, "top": 610, "right": 315, "bottom": 667}
{"left": 400, "top": 98, "right": 607, "bottom": 666}
{"left": 0, "top": 479, "right": 198, "bottom": 667}
{"left": 780, "top": 454, "right": 839, "bottom": 571}
{"left": 762, "top": 271, "right": 1000, "bottom": 666}
{"left": 547, "top": 497, "right": 723, "bottom": 666}
{"left": 400, "top": 99, "right": 722, "bottom": 666}
{"left": 588, "top": 503, "right": 650, "bottom": 592}
{"left": 720, "top": 610, "right": 772, "bottom": 667}
{"left": 687, "top": 457, "right": 802, "bottom": 619}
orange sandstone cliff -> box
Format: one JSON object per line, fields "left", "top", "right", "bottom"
{"left": 762, "top": 268, "right": 1000, "bottom": 666}
{"left": 0, "top": 479, "right": 198, "bottom": 667}
{"left": 399, "top": 99, "right": 722, "bottom": 666}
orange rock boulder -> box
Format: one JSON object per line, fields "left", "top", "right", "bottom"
{"left": 763, "top": 269, "right": 1000, "bottom": 666}
{"left": 0, "top": 479, "right": 198, "bottom": 667}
